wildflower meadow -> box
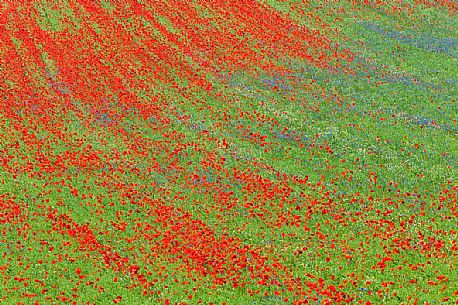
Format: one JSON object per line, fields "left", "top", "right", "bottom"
{"left": 0, "top": 1, "right": 457, "bottom": 304}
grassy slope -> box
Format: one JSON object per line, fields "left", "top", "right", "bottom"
{"left": 1, "top": 1, "right": 457, "bottom": 304}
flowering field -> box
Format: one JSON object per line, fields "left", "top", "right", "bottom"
{"left": 0, "top": 1, "right": 457, "bottom": 304}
